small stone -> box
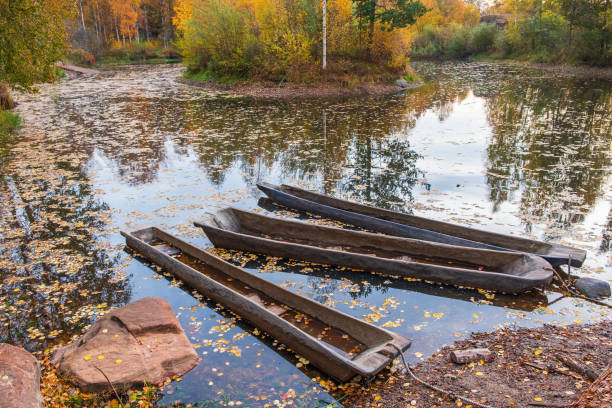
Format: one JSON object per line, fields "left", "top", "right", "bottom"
{"left": 450, "top": 348, "right": 494, "bottom": 364}
{"left": 575, "top": 277, "right": 611, "bottom": 299}
{"left": 395, "top": 78, "right": 409, "bottom": 88}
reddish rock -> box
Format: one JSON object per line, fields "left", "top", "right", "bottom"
{"left": 0, "top": 343, "right": 44, "bottom": 408}
{"left": 52, "top": 297, "right": 200, "bottom": 393}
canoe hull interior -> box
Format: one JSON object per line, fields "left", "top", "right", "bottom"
{"left": 121, "top": 227, "right": 410, "bottom": 382}
{"left": 196, "top": 208, "right": 554, "bottom": 294}
{"left": 257, "top": 183, "right": 586, "bottom": 268}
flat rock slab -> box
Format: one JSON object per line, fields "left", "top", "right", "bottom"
{"left": 0, "top": 343, "right": 44, "bottom": 408}
{"left": 450, "top": 348, "right": 494, "bottom": 364}
{"left": 52, "top": 297, "right": 200, "bottom": 393}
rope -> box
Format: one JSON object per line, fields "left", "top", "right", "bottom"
{"left": 388, "top": 343, "right": 496, "bottom": 408}
{"left": 551, "top": 268, "right": 612, "bottom": 309}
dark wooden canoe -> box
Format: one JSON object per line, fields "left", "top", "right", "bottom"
{"left": 256, "top": 183, "right": 586, "bottom": 267}
{"left": 121, "top": 227, "right": 410, "bottom": 382}
{"left": 195, "top": 208, "right": 554, "bottom": 293}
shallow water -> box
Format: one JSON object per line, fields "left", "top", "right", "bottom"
{"left": 1, "top": 62, "right": 611, "bottom": 406}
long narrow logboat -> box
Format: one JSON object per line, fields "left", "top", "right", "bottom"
{"left": 195, "top": 208, "right": 554, "bottom": 293}
{"left": 256, "top": 183, "right": 586, "bottom": 267}
{"left": 121, "top": 227, "right": 411, "bottom": 382}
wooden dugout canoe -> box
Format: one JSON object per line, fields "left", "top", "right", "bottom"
{"left": 195, "top": 208, "right": 554, "bottom": 293}
{"left": 121, "top": 227, "right": 410, "bottom": 382}
{"left": 256, "top": 183, "right": 586, "bottom": 268}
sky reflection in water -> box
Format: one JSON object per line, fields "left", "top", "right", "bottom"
{"left": 2, "top": 62, "right": 611, "bottom": 406}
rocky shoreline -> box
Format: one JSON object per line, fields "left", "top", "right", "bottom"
{"left": 177, "top": 77, "right": 422, "bottom": 99}
{"left": 356, "top": 320, "right": 611, "bottom": 408}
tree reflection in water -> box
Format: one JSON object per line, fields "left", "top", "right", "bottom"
{"left": 485, "top": 76, "right": 611, "bottom": 235}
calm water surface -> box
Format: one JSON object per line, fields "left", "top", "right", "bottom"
{"left": 1, "top": 62, "right": 611, "bottom": 406}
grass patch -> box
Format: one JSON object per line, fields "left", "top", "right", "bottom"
{"left": 182, "top": 69, "right": 242, "bottom": 84}
{"left": 0, "top": 110, "right": 21, "bottom": 155}
{"left": 184, "top": 58, "right": 410, "bottom": 88}
{"left": 96, "top": 42, "right": 182, "bottom": 67}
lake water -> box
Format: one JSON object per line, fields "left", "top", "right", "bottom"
{"left": 1, "top": 62, "right": 611, "bottom": 407}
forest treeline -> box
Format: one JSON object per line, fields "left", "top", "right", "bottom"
{"left": 68, "top": 0, "right": 610, "bottom": 74}
{"left": 413, "top": 0, "right": 611, "bottom": 65}
{"left": 1, "top": 0, "right": 611, "bottom": 94}
{"left": 68, "top": 0, "right": 179, "bottom": 64}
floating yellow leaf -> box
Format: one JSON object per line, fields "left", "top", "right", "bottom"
{"left": 534, "top": 350, "right": 542, "bottom": 355}
{"left": 415, "top": 352, "right": 423, "bottom": 358}
{"left": 534, "top": 397, "right": 542, "bottom": 402}
{"left": 473, "top": 314, "right": 479, "bottom": 319}
{"left": 114, "top": 359, "right": 122, "bottom": 364}
{"left": 475, "top": 371, "right": 484, "bottom": 376}
{"left": 83, "top": 355, "right": 91, "bottom": 361}
{"left": 97, "top": 355, "right": 104, "bottom": 360}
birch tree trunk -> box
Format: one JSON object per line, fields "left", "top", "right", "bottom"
{"left": 322, "top": 0, "right": 327, "bottom": 69}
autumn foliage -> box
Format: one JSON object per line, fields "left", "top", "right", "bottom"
{"left": 174, "top": 0, "right": 427, "bottom": 81}
{"left": 0, "top": 0, "right": 74, "bottom": 90}
{"left": 69, "top": 0, "right": 177, "bottom": 58}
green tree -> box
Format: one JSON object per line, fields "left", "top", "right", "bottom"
{"left": 353, "top": 0, "right": 427, "bottom": 52}
{"left": 0, "top": 0, "right": 74, "bottom": 92}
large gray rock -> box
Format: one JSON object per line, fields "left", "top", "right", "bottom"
{"left": 0, "top": 343, "right": 44, "bottom": 408}
{"left": 395, "top": 78, "right": 409, "bottom": 88}
{"left": 575, "top": 277, "right": 611, "bottom": 299}
{"left": 52, "top": 297, "right": 200, "bottom": 393}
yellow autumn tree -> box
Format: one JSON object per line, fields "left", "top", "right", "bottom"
{"left": 174, "top": 0, "right": 427, "bottom": 81}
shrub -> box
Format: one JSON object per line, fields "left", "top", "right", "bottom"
{"left": 505, "top": 14, "right": 568, "bottom": 59}
{"left": 411, "top": 24, "right": 445, "bottom": 57}
{"left": 446, "top": 24, "right": 471, "bottom": 58}
{"left": 0, "top": 82, "right": 14, "bottom": 110}
{"left": 175, "top": 0, "right": 421, "bottom": 81}
{"left": 492, "top": 29, "right": 511, "bottom": 56}
{"left": 67, "top": 48, "right": 96, "bottom": 66}
{"left": 129, "top": 41, "right": 159, "bottom": 61}
{"left": 0, "top": 110, "right": 21, "bottom": 154}
{"left": 469, "top": 23, "right": 497, "bottom": 54}
{"left": 160, "top": 46, "right": 182, "bottom": 59}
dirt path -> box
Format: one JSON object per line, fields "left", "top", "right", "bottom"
{"left": 56, "top": 62, "right": 100, "bottom": 75}
{"left": 354, "top": 321, "right": 611, "bottom": 408}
